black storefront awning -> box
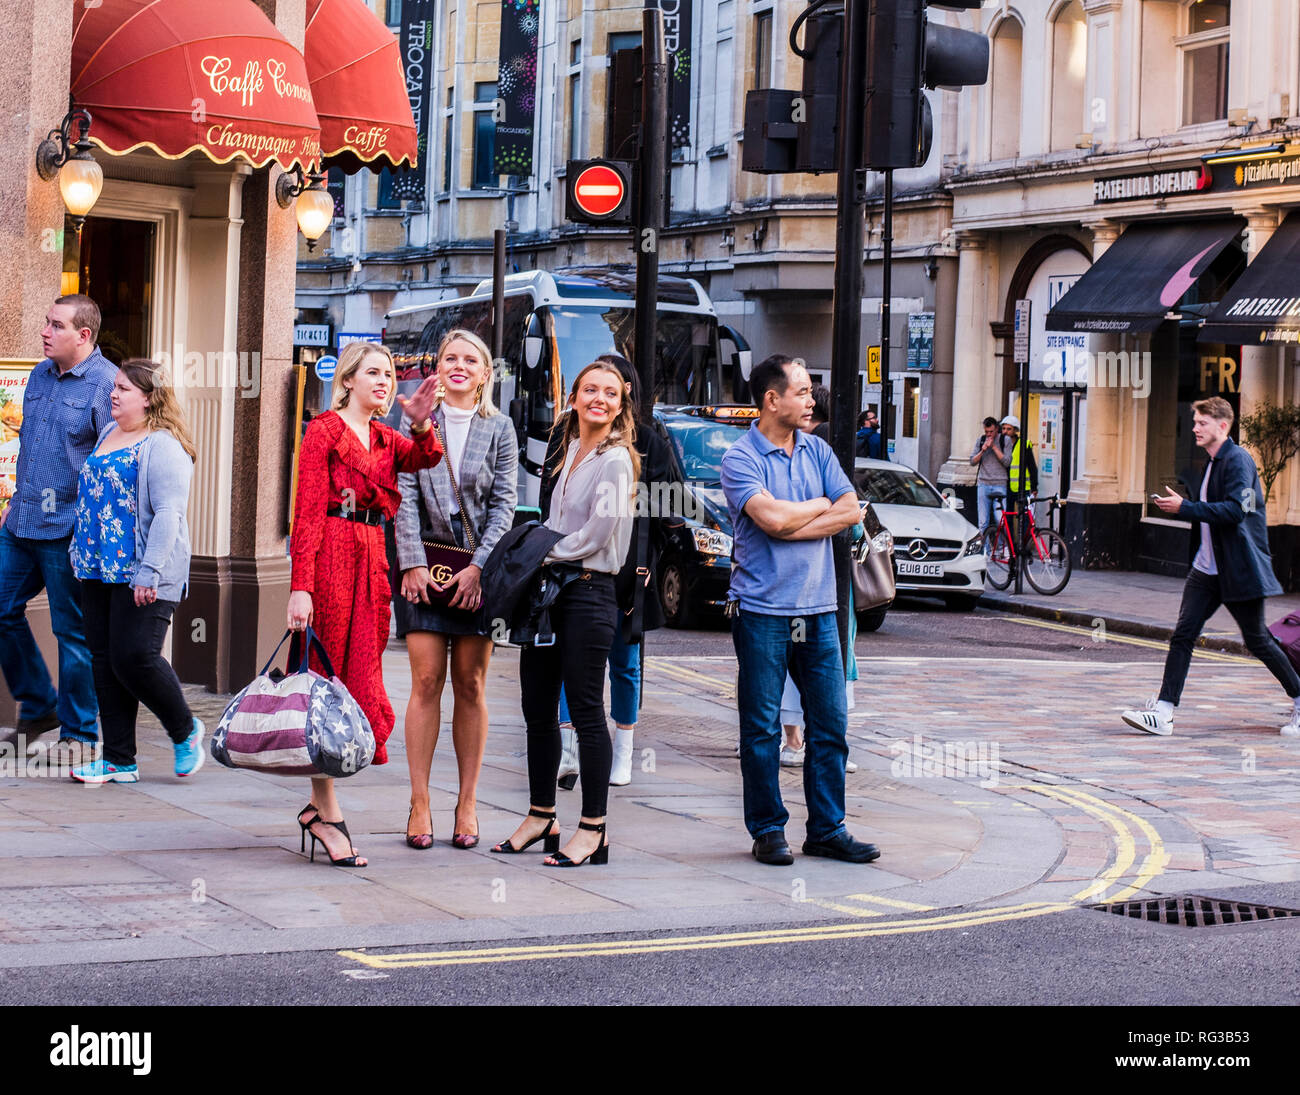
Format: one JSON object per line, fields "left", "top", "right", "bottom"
{"left": 1046, "top": 218, "right": 1245, "bottom": 333}
{"left": 1199, "top": 213, "right": 1300, "bottom": 344}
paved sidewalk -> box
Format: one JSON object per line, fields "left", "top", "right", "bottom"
{"left": 981, "top": 568, "right": 1300, "bottom": 654}
{"left": 3, "top": 622, "right": 1299, "bottom": 969}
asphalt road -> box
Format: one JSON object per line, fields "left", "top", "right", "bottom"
{"left": 6, "top": 898, "right": 1297, "bottom": 1009}
{"left": 647, "top": 595, "right": 1157, "bottom": 663}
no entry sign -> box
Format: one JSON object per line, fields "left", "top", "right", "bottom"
{"left": 565, "top": 159, "right": 633, "bottom": 224}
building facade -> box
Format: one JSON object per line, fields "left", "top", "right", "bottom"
{"left": 295, "top": 0, "right": 969, "bottom": 479}
{"left": 938, "top": 0, "right": 1299, "bottom": 586}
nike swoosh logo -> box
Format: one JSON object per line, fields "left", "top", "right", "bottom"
{"left": 1159, "top": 241, "right": 1221, "bottom": 307}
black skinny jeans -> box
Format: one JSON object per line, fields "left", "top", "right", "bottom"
{"left": 520, "top": 571, "right": 617, "bottom": 818}
{"left": 1159, "top": 568, "right": 1300, "bottom": 706}
{"left": 81, "top": 579, "right": 194, "bottom": 766}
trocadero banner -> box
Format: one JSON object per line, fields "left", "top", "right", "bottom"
{"left": 664, "top": 0, "right": 692, "bottom": 148}
{"left": 495, "top": 0, "right": 541, "bottom": 177}
{"left": 391, "top": 0, "right": 434, "bottom": 200}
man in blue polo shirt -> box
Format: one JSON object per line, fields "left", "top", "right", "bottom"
{"left": 0, "top": 295, "right": 115, "bottom": 761}
{"left": 721, "top": 354, "right": 882, "bottom": 866}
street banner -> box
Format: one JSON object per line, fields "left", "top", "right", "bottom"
{"left": 664, "top": 0, "right": 692, "bottom": 148}
{"left": 391, "top": 0, "right": 434, "bottom": 201}
{"left": 495, "top": 0, "right": 541, "bottom": 177}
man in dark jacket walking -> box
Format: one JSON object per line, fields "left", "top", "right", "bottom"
{"left": 1123, "top": 397, "right": 1300, "bottom": 737}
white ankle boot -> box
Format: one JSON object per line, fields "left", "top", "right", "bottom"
{"left": 609, "top": 727, "right": 635, "bottom": 786}
{"left": 558, "top": 724, "right": 579, "bottom": 790}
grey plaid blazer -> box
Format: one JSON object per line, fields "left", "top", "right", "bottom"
{"left": 394, "top": 406, "right": 519, "bottom": 571}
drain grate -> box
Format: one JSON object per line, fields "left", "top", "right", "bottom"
{"left": 1090, "top": 894, "right": 1300, "bottom": 928}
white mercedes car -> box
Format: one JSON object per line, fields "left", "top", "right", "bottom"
{"left": 853, "top": 458, "right": 986, "bottom": 610}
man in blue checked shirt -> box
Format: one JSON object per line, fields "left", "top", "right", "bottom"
{"left": 0, "top": 295, "right": 116, "bottom": 761}
{"left": 721, "top": 354, "right": 882, "bottom": 868}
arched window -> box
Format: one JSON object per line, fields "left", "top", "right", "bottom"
{"left": 1049, "top": 1, "right": 1087, "bottom": 150}
{"left": 990, "top": 17, "right": 1023, "bottom": 160}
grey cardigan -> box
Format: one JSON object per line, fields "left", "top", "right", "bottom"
{"left": 80, "top": 424, "right": 194, "bottom": 601}
{"left": 394, "top": 406, "right": 518, "bottom": 571}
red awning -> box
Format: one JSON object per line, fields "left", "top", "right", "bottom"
{"left": 71, "top": 0, "right": 321, "bottom": 170}
{"left": 304, "top": 0, "right": 419, "bottom": 173}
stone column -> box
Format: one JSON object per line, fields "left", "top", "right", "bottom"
{"left": 937, "top": 231, "right": 991, "bottom": 490}
{"left": 1067, "top": 221, "right": 1122, "bottom": 506}
{"left": 0, "top": 0, "right": 74, "bottom": 721}
{"left": 171, "top": 165, "right": 249, "bottom": 690}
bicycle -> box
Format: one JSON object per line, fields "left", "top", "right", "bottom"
{"left": 983, "top": 493, "right": 1072, "bottom": 595}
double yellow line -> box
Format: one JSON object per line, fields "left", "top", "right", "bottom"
{"left": 337, "top": 784, "right": 1167, "bottom": 971}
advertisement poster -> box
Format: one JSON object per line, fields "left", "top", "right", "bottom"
{"left": 0, "top": 360, "right": 37, "bottom": 516}
{"left": 494, "top": 0, "right": 541, "bottom": 176}
{"left": 391, "top": 0, "right": 433, "bottom": 201}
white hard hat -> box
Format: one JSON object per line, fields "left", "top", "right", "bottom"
{"left": 1000, "top": 415, "right": 1020, "bottom": 430}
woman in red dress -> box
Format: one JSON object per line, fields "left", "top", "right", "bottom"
{"left": 287, "top": 342, "right": 441, "bottom": 867}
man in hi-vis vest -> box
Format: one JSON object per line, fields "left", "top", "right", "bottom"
{"left": 1001, "top": 415, "right": 1038, "bottom": 497}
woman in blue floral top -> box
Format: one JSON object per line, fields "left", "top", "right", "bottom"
{"left": 69, "top": 359, "right": 205, "bottom": 785}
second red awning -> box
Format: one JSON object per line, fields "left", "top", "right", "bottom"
{"left": 304, "top": 0, "right": 419, "bottom": 173}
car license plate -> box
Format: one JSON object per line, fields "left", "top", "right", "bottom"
{"left": 897, "top": 561, "right": 943, "bottom": 577}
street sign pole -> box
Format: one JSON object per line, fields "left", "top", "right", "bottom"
{"left": 829, "top": 0, "right": 869, "bottom": 667}
{"left": 634, "top": 2, "right": 667, "bottom": 426}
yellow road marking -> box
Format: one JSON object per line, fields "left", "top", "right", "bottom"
{"left": 991, "top": 615, "right": 1250, "bottom": 664}
{"left": 338, "top": 901, "right": 1072, "bottom": 969}
{"left": 806, "top": 899, "right": 885, "bottom": 918}
{"left": 1005, "top": 782, "right": 1167, "bottom": 903}
{"left": 647, "top": 658, "right": 735, "bottom": 697}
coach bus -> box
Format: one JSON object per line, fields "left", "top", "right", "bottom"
{"left": 384, "top": 266, "right": 750, "bottom": 512}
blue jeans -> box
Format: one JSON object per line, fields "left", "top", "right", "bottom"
{"left": 976, "top": 484, "right": 1006, "bottom": 534}
{"left": 732, "top": 609, "right": 848, "bottom": 842}
{"left": 0, "top": 525, "right": 98, "bottom": 741}
{"left": 558, "top": 627, "right": 640, "bottom": 727}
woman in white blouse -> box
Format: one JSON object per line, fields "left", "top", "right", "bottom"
{"left": 491, "top": 361, "right": 639, "bottom": 867}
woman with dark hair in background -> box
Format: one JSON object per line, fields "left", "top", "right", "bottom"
{"left": 541, "top": 353, "right": 673, "bottom": 790}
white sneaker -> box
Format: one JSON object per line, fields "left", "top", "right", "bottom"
{"left": 780, "top": 744, "right": 805, "bottom": 767}
{"left": 609, "top": 728, "right": 634, "bottom": 786}
{"left": 1281, "top": 707, "right": 1300, "bottom": 737}
{"left": 1122, "top": 698, "right": 1173, "bottom": 736}
{"left": 557, "top": 724, "right": 579, "bottom": 789}
{"left": 846, "top": 758, "right": 859, "bottom": 774}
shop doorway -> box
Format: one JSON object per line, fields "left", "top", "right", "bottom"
{"left": 76, "top": 215, "right": 156, "bottom": 363}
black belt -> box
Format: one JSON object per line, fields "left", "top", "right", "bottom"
{"left": 327, "top": 504, "right": 384, "bottom": 526}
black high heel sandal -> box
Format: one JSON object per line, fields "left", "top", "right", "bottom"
{"left": 545, "top": 820, "right": 608, "bottom": 868}
{"left": 297, "top": 803, "right": 320, "bottom": 853}
{"left": 490, "top": 807, "right": 560, "bottom": 854}
{"left": 308, "top": 817, "right": 366, "bottom": 867}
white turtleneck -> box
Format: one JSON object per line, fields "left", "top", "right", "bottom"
{"left": 441, "top": 403, "right": 476, "bottom": 493}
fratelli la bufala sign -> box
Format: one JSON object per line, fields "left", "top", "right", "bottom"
{"left": 1093, "top": 165, "right": 1211, "bottom": 204}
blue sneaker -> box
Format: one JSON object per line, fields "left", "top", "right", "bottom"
{"left": 71, "top": 758, "right": 139, "bottom": 784}
{"left": 174, "top": 718, "right": 206, "bottom": 777}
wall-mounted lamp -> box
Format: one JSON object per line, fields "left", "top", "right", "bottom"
{"left": 36, "top": 101, "right": 103, "bottom": 233}
{"left": 276, "top": 164, "right": 334, "bottom": 251}
{"left": 923, "top": 257, "right": 939, "bottom": 281}
{"left": 1202, "top": 142, "right": 1286, "bottom": 166}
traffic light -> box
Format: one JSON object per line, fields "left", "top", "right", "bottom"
{"left": 864, "top": 0, "right": 989, "bottom": 170}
